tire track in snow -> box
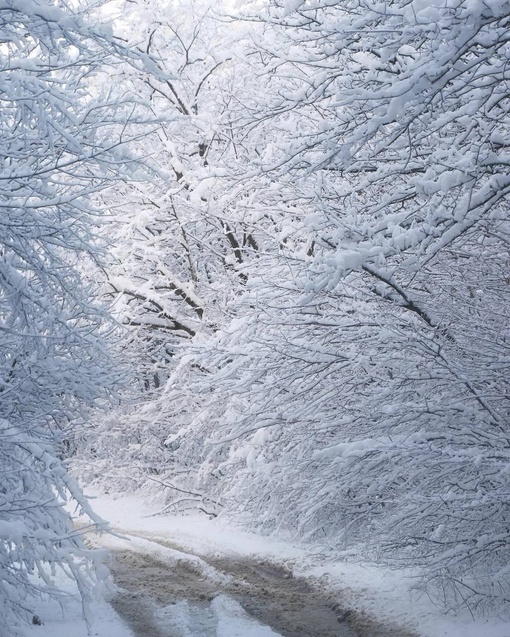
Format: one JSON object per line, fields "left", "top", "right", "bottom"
{"left": 90, "top": 531, "right": 418, "bottom": 637}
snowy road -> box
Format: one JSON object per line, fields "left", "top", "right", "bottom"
{"left": 72, "top": 494, "right": 510, "bottom": 637}
{"left": 91, "top": 531, "right": 415, "bottom": 637}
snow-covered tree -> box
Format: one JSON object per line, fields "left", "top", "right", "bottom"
{"left": 0, "top": 1, "right": 164, "bottom": 632}
{"left": 72, "top": 0, "right": 285, "bottom": 502}
{"left": 100, "top": 0, "right": 257, "bottom": 352}
{"left": 69, "top": 0, "right": 509, "bottom": 615}
{"left": 165, "top": 0, "right": 510, "bottom": 614}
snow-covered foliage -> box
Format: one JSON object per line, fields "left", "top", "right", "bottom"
{"left": 0, "top": 421, "right": 109, "bottom": 635}
{"left": 74, "top": 0, "right": 510, "bottom": 616}
{"left": 73, "top": 0, "right": 285, "bottom": 497}
{"left": 0, "top": 1, "right": 161, "bottom": 632}
{"left": 154, "top": 0, "right": 509, "bottom": 613}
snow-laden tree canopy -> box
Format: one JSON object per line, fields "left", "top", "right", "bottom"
{"left": 0, "top": 0, "right": 169, "bottom": 632}
{"left": 71, "top": 0, "right": 510, "bottom": 617}
{"left": 72, "top": 0, "right": 290, "bottom": 495}
{"left": 146, "top": 0, "right": 509, "bottom": 613}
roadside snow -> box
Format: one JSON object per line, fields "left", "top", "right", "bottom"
{"left": 20, "top": 569, "right": 134, "bottom": 637}
{"left": 82, "top": 491, "right": 510, "bottom": 637}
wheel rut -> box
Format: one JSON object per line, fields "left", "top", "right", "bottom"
{"left": 92, "top": 531, "right": 419, "bottom": 637}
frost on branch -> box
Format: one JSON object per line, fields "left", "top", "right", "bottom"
{"left": 69, "top": 0, "right": 510, "bottom": 617}
{"left": 0, "top": 421, "right": 109, "bottom": 635}
{"left": 167, "top": 0, "right": 510, "bottom": 615}
{"left": 72, "top": 0, "right": 280, "bottom": 508}
{"left": 0, "top": 0, "right": 144, "bottom": 632}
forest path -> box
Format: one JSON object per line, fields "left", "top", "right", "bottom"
{"left": 88, "top": 529, "right": 418, "bottom": 637}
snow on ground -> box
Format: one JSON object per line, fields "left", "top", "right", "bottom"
{"left": 82, "top": 491, "right": 510, "bottom": 637}
{"left": 21, "top": 494, "right": 285, "bottom": 637}
{"left": 211, "top": 595, "right": 282, "bottom": 637}
{"left": 20, "top": 569, "right": 134, "bottom": 637}
{"left": 19, "top": 548, "right": 285, "bottom": 637}
{"left": 20, "top": 581, "right": 283, "bottom": 637}
{"left": 103, "top": 531, "right": 233, "bottom": 586}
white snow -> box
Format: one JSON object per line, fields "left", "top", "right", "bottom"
{"left": 19, "top": 528, "right": 284, "bottom": 637}
{"left": 20, "top": 492, "right": 509, "bottom": 637}
{"left": 282, "top": 0, "right": 305, "bottom": 16}
{"left": 20, "top": 569, "right": 134, "bottom": 637}
{"left": 80, "top": 492, "right": 510, "bottom": 637}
